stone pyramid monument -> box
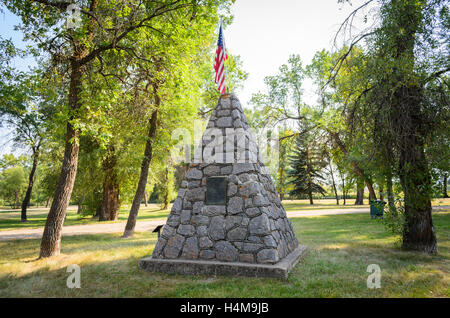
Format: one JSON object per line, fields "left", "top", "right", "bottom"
{"left": 139, "top": 94, "right": 306, "bottom": 279}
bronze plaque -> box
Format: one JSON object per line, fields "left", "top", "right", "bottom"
{"left": 206, "top": 177, "right": 227, "bottom": 205}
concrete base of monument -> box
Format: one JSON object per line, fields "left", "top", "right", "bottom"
{"left": 139, "top": 245, "right": 307, "bottom": 280}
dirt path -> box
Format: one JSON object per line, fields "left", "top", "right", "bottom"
{"left": 0, "top": 205, "right": 447, "bottom": 242}
{"left": 0, "top": 219, "right": 166, "bottom": 241}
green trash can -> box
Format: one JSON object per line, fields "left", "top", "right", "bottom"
{"left": 370, "top": 200, "right": 386, "bottom": 219}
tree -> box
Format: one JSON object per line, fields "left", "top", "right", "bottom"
{"left": 330, "top": 0, "right": 449, "bottom": 253}
{"left": 0, "top": 62, "right": 54, "bottom": 221}
{"left": 0, "top": 166, "right": 27, "bottom": 208}
{"left": 287, "top": 131, "right": 327, "bottom": 204}
{"left": 2, "top": 0, "right": 229, "bottom": 257}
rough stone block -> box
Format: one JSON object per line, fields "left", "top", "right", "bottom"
{"left": 199, "top": 236, "right": 213, "bottom": 249}
{"left": 203, "top": 205, "right": 226, "bottom": 216}
{"left": 204, "top": 165, "right": 220, "bottom": 176}
{"left": 181, "top": 237, "right": 199, "bottom": 260}
{"left": 180, "top": 210, "right": 191, "bottom": 224}
{"left": 215, "top": 241, "right": 238, "bottom": 262}
{"left": 178, "top": 224, "right": 195, "bottom": 236}
{"left": 163, "top": 234, "right": 185, "bottom": 259}
{"left": 185, "top": 168, "right": 203, "bottom": 180}
{"left": 209, "top": 216, "right": 226, "bottom": 240}
{"left": 249, "top": 214, "right": 271, "bottom": 235}
{"left": 227, "top": 227, "right": 247, "bottom": 241}
{"left": 257, "top": 249, "right": 279, "bottom": 264}
{"left": 216, "top": 117, "right": 233, "bottom": 128}
{"left": 186, "top": 187, "right": 205, "bottom": 201}
{"left": 227, "top": 197, "right": 244, "bottom": 214}
{"left": 233, "top": 163, "right": 254, "bottom": 175}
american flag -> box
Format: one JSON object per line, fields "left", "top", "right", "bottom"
{"left": 214, "top": 22, "right": 228, "bottom": 94}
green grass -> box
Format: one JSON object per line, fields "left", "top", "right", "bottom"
{"left": 0, "top": 211, "right": 448, "bottom": 297}
{"left": 2, "top": 198, "right": 448, "bottom": 232}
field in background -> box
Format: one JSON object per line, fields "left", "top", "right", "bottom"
{"left": 1, "top": 198, "right": 449, "bottom": 232}
{"left": 0, "top": 211, "right": 448, "bottom": 297}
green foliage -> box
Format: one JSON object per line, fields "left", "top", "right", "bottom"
{"left": 0, "top": 165, "right": 27, "bottom": 207}
{"left": 381, "top": 198, "right": 406, "bottom": 238}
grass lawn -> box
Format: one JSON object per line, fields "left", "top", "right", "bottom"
{"left": 0, "top": 210, "right": 448, "bottom": 297}
{"left": 1, "top": 198, "right": 449, "bottom": 232}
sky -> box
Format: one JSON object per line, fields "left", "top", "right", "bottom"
{"left": 226, "top": 0, "right": 376, "bottom": 105}
{"left": 0, "top": 0, "right": 376, "bottom": 155}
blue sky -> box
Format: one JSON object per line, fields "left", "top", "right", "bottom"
{"left": 0, "top": 0, "right": 376, "bottom": 155}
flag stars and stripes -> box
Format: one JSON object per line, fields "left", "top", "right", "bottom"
{"left": 214, "top": 22, "right": 228, "bottom": 94}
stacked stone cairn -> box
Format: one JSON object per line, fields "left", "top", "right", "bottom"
{"left": 151, "top": 94, "right": 299, "bottom": 265}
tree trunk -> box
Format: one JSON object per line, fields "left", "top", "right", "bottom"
{"left": 163, "top": 167, "right": 169, "bottom": 210}
{"left": 21, "top": 147, "right": 39, "bottom": 222}
{"left": 329, "top": 160, "right": 339, "bottom": 205}
{"left": 99, "top": 145, "right": 120, "bottom": 221}
{"left": 400, "top": 140, "right": 437, "bottom": 253}
{"left": 144, "top": 192, "right": 148, "bottom": 207}
{"left": 355, "top": 179, "right": 364, "bottom": 205}
{"left": 379, "top": 185, "right": 384, "bottom": 201}
{"left": 123, "top": 90, "right": 160, "bottom": 238}
{"left": 45, "top": 197, "right": 51, "bottom": 208}
{"left": 329, "top": 131, "right": 377, "bottom": 200}
{"left": 386, "top": 173, "right": 396, "bottom": 215}
{"left": 443, "top": 173, "right": 448, "bottom": 198}
{"left": 308, "top": 191, "right": 314, "bottom": 205}
{"left": 279, "top": 165, "right": 285, "bottom": 201}
{"left": 38, "top": 0, "right": 99, "bottom": 258}
{"left": 338, "top": 168, "right": 346, "bottom": 205}
{"left": 39, "top": 57, "right": 85, "bottom": 258}
{"left": 99, "top": 178, "right": 120, "bottom": 221}
{"left": 77, "top": 196, "right": 84, "bottom": 215}
{"left": 40, "top": 121, "right": 80, "bottom": 258}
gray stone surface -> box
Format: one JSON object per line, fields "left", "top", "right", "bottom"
{"left": 227, "top": 227, "right": 247, "bottom": 241}
{"left": 227, "top": 197, "right": 243, "bottom": 214}
{"left": 163, "top": 234, "right": 185, "bottom": 259}
{"left": 249, "top": 214, "right": 271, "bottom": 235}
{"left": 199, "top": 236, "right": 213, "bottom": 248}
{"left": 209, "top": 216, "right": 226, "bottom": 240}
{"left": 181, "top": 237, "right": 199, "bottom": 260}
{"left": 257, "top": 249, "right": 279, "bottom": 264}
{"left": 215, "top": 241, "right": 239, "bottom": 262}
{"left": 185, "top": 168, "right": 203, "bottom": 180}
{"left": 149, "top": 94, "right": 300, "bottom": 272}
{"left": 216, "top": 117, "right": 233, "bottom": 127}
{"left": 178, "top": 224, "right": 195, "bottom": 236}
{"left": 204, "top": 165, "right": 220, "bottom": 176}
{"left": 180, "top": 210, "right": 191, "bottom": 224}
{"left": 233, "top": 163, "right": 254, "bottom": 175}
{"left": 203, "top": 205, "right": 226, "bottom": 216}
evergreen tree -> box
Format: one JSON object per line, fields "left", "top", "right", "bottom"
{"left": 287, "top": 133, "right": 326, "bottom": 204}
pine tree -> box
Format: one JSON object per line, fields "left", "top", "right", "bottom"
{"left": 287, "top": 134, "right": 326, "bottom": 204}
